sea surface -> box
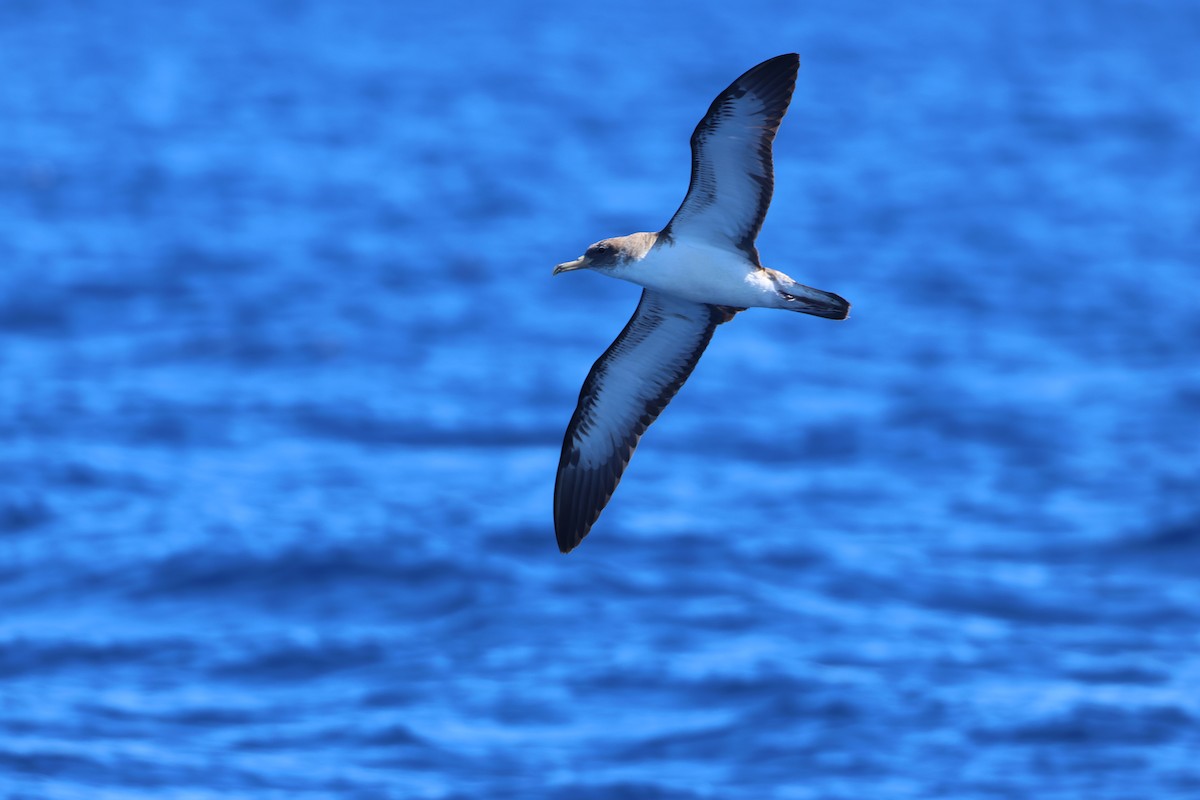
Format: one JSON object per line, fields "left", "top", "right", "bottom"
{"left": 2, "top": 1, "right": 1199, "bottom": 798}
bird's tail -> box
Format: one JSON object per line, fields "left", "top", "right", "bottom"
{"left": 777, "top": 281, "right": 850, "bottom": 320}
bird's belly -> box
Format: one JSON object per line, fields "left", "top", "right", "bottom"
{"left": 616, "top": 244, "right": 776, "bottom": 307}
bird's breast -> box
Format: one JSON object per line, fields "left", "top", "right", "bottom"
{"left": 614, "top": 241, "right": 777, "bottom": 308}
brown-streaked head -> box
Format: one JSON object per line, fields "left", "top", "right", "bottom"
{"left": 553, "top": 234, "right": 657, "bottom": 275}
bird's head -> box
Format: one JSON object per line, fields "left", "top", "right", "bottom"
{"left": 554, "top": 233, "right": 659, "bottom": 276}
{"left": 553, "top": 239, "right": 622, "bottom": 275}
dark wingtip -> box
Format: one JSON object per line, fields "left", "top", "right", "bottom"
{"left": 555, "top": 520, "right": 583, "bottom": 554}
{"left": 554, "top": 465, "right": 600, "bottom": 554}
{"left": 554, "top": 513, "right": 580, "bottom": 554}
{"left": 735, "top": 54, "right": 800, "bottom": 99}
{"left": 748, "top": 53, "right": 800, "bottom": 81}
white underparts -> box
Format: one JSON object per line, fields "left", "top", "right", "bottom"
{"left": 609, "top": 239, "right": 795, "bottom": 309}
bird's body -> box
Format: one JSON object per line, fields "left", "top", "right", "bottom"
{"left": 553, "top": 54, "right": 850, "bottom": 553}
{"left": 585, "top": 232, "right": 844, "bottom": 313}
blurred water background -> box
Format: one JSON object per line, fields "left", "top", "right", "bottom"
{"left": 2, "top": 1, "right": 1199, "bottom": 797}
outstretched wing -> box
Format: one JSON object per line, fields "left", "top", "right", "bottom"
{"left": 555, "top": 291, "right": 739, "bottom": 553}
{"left": 660, "top": 53, "right": 799, "bottom": 265}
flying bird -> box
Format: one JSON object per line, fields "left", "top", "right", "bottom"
{"left": 553, "top": 54, "right": 850, "bottom": 553}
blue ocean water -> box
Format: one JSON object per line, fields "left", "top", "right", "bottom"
{"left": 2, "top": 1, "right": 1199, "bottom": 797}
